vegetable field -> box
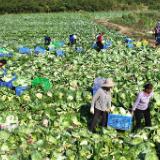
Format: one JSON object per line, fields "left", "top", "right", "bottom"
{"left": 0, "top": 12, "right": 160, "bottom": 159}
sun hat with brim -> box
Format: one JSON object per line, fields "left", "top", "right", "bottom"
{"left": 101, "top": 78, "right": 117, "bottom": 87}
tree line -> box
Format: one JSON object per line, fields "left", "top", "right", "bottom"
{"left": 0, "top": 0, "right": 159, "bottom": 14}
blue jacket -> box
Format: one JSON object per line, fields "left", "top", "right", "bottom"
{"left": 45, "top": 36, "right": 50, "bottom": 41}
{"left": 70, "top": 36, "right": 74, "bottom": 42}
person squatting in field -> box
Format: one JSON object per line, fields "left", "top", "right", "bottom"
{"left": 69, "top": 35, "right": 74, "bottom": 47}
{"left": 96, "top": 32, "right": 104, "bottom": 52}
{"left": 45, "top": 36, "right": 51, "bottom": 45}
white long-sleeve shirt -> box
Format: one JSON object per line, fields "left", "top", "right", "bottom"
{"left": 91, "top": 88, "right": 111, "bottom": 111}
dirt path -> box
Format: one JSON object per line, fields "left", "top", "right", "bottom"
{"left": 93, "top": 19, "right": 158, "bottom": 48}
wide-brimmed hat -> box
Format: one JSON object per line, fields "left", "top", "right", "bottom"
{"left": 101, "top": 78, "right": 117, "bottom": 87}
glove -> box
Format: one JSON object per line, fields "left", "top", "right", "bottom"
{"left": 90, "top": 107, "right": 94, "bottom": 114}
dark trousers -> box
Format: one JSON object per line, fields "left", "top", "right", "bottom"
{"left": 70, "top": 41, "right": 74, "bottom": 47}
{"left": 96, "top": 41, "right": 103, "bottom": 52}
{"left": 155, "top": 33, "right": 158, "bottom": 40}
{"left": 89, "top": 108, "right": 107, "bottom": 132}
{"left": 135, "top": 107, "right": 151, "bottom": 129}
{"left": 45, "top": 37, "right": 50, "bottom": 45}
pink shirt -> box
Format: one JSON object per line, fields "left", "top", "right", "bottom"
{"left": 132, "top": 91, "right": 153, "bottom": 111}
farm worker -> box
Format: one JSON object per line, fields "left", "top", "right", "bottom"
{"left": 0, "top": 59, "right": 7, "bottom": 70}
{"left": 96, "top": 32, "right": 104, "bottom": 52}
{"left": 93, "top": 33, "right": 100, "bottom": 42}
{"left": 73, "top": 34, "right": 78, "bottom": 43}
{"left": 89, "top": 78, "right": 117, "bottom": 133}
{"left": 45, "top": 36, "right": 51, "bottom": 45}
{"left": 69, "top": 35, "right": 74, "bottom": 47}
{"left": 131, "top": 83, "right": 153, "bottom": 130}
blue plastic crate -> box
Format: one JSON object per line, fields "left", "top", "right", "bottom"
{"left": 103, "top": 44, "right": 109, "bottom": 49}
{"left": 0, "top": 80, "right": 6, "bottom": 87}
{"left": 0, "top": 75, "right": 17, "bottom": 89}
{"left": 127, "top": 43, "right": 134, "bottom": 48}
{"left": 106, "top": 40, "right": 111, "bottom": 46}
{"left": 92, "top": 43, "right": 97, "bottom": 48}
{"left": 0, "top": 52, "right": 11, "bottom": 57}
{"left": 56, "top": 50, "right": 64, "bottom": 58}
{"left": 125, "top": 38, "right": 133, "bottom": 43}
{"left": 49, "top": 47, "right": 55, "bottom": 51}
{"left": 59, "top": 42, "right": 64, "bottom": 46}
{"left": 0, "top": 69, "right": 7, "bottom": 78}
{"left": 2, "top": 69, "right": 7, "bottom": 76}
{"left": 15, "top": 86, "right": 28, "bottom": 96}
{"left": 93, "top": 78, "right": 106, "bottom": 89}
{"left": 93, "top": 88, "right": 99, "bottom": 96}
{"left": 34, "top": 46, "right": 45, "bottom": 54}
{"left": 76, "top": 47, "right": 83, "bottom": 52}
{"left": 157, "top": 37, "right": 160, "bottom": 43}
{"left": 6, "top": 75, "right": 17, "bottom": 89}
{"left": 19, "top": 47, "right": 31, "bottom": 54}
{"left": 107, "top": 113, "right": 132, "bottom": 130}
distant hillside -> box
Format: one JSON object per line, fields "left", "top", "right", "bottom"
{"left": 0, "top": 0, "right": 159, "bottom": 14}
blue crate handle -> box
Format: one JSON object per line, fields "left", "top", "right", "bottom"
{"left": 108, "top": 112, "right": 133, "bottom": 117}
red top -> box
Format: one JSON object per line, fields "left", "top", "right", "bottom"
{"left": 98, "top": 34, "right": 103, "bottom": 42}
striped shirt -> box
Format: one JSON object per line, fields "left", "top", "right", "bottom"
{"left": 91, "top": 88, "right": 111, "bottom": 111}
{"left": 132, "top": 91, "right": 153, "bottom": 111}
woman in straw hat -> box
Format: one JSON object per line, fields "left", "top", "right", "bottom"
{"left": 89, "top": 78, "right": 116, "bottom": 133}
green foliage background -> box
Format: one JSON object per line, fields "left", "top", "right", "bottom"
{"left": 0, "top": 0, "right": 160, "bottom": 14}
